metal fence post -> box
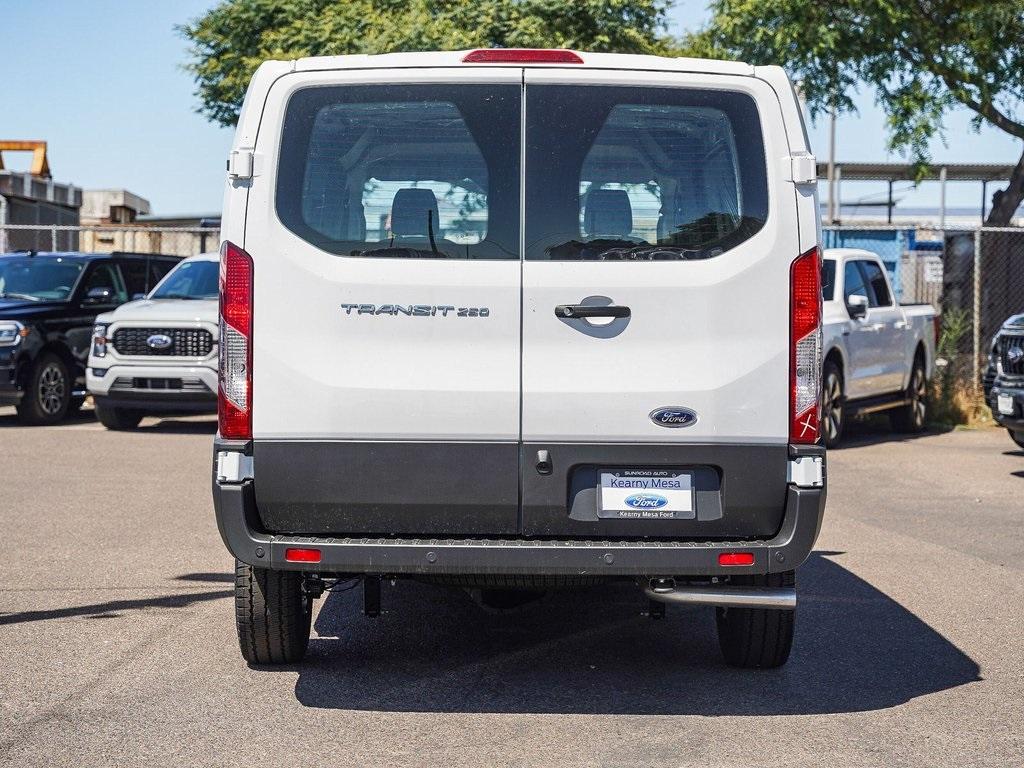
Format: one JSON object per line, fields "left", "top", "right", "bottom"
{"left": 972, "top": 228, "right": 982, "bottom": 398}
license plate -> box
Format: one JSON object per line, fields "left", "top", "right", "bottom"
{"left": 998, "top": 394, "right": 1015, "bottom": 416}
{"left": 599, "top": 470, "right": 695, "bottom": 519}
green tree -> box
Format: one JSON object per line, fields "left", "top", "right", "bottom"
{"left": 181, "top": 0, "right": 673, "bottom": 128}
{"left": 686, "top": 1, "right": 1024, "bottom": 225}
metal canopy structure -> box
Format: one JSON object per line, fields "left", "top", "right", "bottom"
{"left": 815, "top": 161, "right": 1016, "bottom": 182}
{"left": 818, "top": 161, "right": 1018, "bottom": 225}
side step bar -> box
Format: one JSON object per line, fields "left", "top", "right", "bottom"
{"left": 644, "top": 584, "right": 796, "bottom": 610}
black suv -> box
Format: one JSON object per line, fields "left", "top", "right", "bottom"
{"left": 986, "top": 312, "right": 1024, "bottom": 449}
{"left": 0, "top": 251, "right": 180, "bottom": 424}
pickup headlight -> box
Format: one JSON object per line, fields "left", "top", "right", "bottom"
{"left": 0, "top": 321, "right": 26, "bottom": 346}
{"left": 92, "top": 323, "right": 109, "bottom": 358}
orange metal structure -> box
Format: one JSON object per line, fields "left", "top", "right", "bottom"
{"left": 0, "top": 141, "right": 51, "bottom": 178}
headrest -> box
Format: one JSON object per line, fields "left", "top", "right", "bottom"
{"left": 584, "top": 188, "right": 633, "bottom": 238}
{"left": 391, "top": 188, "right": 439, "bottom": 238}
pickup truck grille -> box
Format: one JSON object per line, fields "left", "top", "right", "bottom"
{"left": 111, "top": 328, "right": 214, "bottom": 357}
{"left": 999, "top": 334, "right": 1024, "bottom": 378}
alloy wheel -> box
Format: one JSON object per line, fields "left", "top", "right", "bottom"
{"left": 822, "top": 372, "right": 843, "bottom": 443}
{"left": 37, "top": 362, "right": 67, "bottom": 416}
{"left": 909, "top": 367, "right": 926, "bottom": 427}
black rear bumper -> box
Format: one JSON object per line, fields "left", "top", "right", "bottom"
{"left": 213, "top": 468, "right": 826, "bottom": 578}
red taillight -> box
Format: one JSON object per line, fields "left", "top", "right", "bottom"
{"left": 284, "top": 548, "right": 321, "bottom": 563}
{"left": 791, "top": 246, "right": 823, "bottom": 444}
{"left": 719, "top": 552, "right": 755, "bottom": 566}
{"left": 933, "top": 315, "right": 941, "bottom": 348}
{"left": 219, "top": 241, "right": 253, "bottom": 440}
{"left": 462, "top": 49, "right": 583, "bottom": 64}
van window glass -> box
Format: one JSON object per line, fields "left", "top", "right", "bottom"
{"left": 277, "top": 84, "right": 520, "bottom": 260}
{"left": 860, "top": 260, "right": 892, "bottom": 307}
{"left": 843, "top": 261, "right": 868, "bottom": 303}
{"left": 525, "top": 86, "right": 768, "bottom": 261}
{"left": 821, "top": 258, "right": 836, "bottom": 301}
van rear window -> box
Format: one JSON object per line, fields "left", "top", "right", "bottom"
{"left": 276, "top": 84, "right": 521, "bottom": 260}
{"left": 525, "top": 86, "right": 768, "bottom": 261}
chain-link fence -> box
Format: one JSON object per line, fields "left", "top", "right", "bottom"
{"left": 824, "top": 224, "right": 1024, "bottom": 414}
{"left": 2, "top": 221, "right": 1021, "bottom": 407}
{"left": 0, "top": 224, "right": 220, "bottom": 257}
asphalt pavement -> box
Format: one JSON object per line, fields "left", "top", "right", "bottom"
{"left": 1, "top": 406, "right": 1022, "bottom": 767}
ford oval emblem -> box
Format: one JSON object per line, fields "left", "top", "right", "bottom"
{"left": 146, "top": 333, "right": 173, "bottom": 350}
{"left": 624, "top": 493, "right": 669, "bottom": 510}
{"left": 649, "top": 407, "right": 698, "bottom": 428}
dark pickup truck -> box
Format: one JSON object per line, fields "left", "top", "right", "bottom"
{"left": 0, "top": 251, "right": 180, "bottom": 424}
{"left": 987, "top": 312, "right": 1024, "bottom": 449}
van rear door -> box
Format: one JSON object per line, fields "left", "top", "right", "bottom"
{"left": 519, "top": 69, "right": 800, "bottom": 538}
{"left": 244, "top": 69, "right": 523, "bottom": 535}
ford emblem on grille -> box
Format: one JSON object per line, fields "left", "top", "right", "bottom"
{"left": 624, "top": 493, "right": 669, "bottom": 509}
{"left": 649, "top": 407, "right": 698, "bottom": 428}
{"left": 146, "top": 333, "right": 173, "bottom": 350}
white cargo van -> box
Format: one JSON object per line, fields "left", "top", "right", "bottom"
{"left": 213, "top": 49, "right": 826, "bottom": 668}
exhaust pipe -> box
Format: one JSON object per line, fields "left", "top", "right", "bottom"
{"left": 644, "top": 581, "right": 796, "bottom": 611}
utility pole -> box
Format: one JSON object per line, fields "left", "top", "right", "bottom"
{"left": 827, "top": 109, "right": 837, "bottom": 223}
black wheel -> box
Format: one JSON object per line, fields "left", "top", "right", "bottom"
{"left": 16, "top": 352, "right": 71, "bottom": 425}
{"left": 235, "top": 560, "right": 312, "bottom": 665}
{"left": 94, "top": 400, "right": 143, "bottom": 430}
{"left": 890, "top": 356, "right": 927, "bottom": 433}
{"left": 715, "top": 571, "right": 795, "bottom": 668}
{"left": 1010, "top": 430, "right": 1024, "bottom": 450}
{"left": 821, "top": 359, "right": 844, "bottom": 448}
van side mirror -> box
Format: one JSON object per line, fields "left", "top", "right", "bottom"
{"left": 131, "top": 293, "right": 146, "bottom": 301}
{"left": 83, "top": 286, "right": 114, "bottom": 306}
{"left": 846, "top": 293, "right": 869, "bottom": 320}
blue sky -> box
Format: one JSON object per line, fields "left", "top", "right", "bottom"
{"left": 3, "top": 0, "right": 1019, "bottom": 216}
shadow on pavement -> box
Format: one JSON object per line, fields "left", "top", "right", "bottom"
{"left": 292, "top": 552, "right": 980, "bottom": 715}
{"left": 174, "top": 572, "right": 234, "bottom": 583}
{"left": 831, "top": 416, "right": 951, "bottom": 450}
{"left": 0, "top": 406, "right": 96, "bottom": 428}
{"left": 0, "top": 589, "right": 231, "bottom": 626}
{"left": 138, "top": 417, "right": 217, "bottom": 435}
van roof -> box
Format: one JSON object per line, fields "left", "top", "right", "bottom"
{"left": 290, "top": 50, "right": 755, "bottom": 77}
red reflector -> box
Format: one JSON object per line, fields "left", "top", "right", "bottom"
{"left": 462, "top": 49, "right": 583, "bottom": 64}
{"left": 719, "top": 552, "right": 755, "bottom": 566}
{"left": 284, "top": 548, "right": 321, "bottom": 563}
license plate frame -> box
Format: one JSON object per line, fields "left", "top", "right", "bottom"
{"left": 998, "top": 393, "right": 1015, "bottom": 416}
{"left": 598, "top": 469, "right": 695, "bottom": 520}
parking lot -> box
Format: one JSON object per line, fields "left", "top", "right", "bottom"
{"left": 1, "top": 407, "right": 1022, "bottom": 767}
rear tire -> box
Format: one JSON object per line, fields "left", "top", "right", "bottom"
{"left": 16, "top": 353, "right": 71, "bottom": 425}
{"left": 94, "top": 401, "right": 144, "bottom": 430}
{"left": 890, "top": 356, "right": 927, "bottom": 433}
{"left": 1010, "top": 430, "right": 1024, "bottom": 450}
{"left": 235, "top": 560, "right": 312, "bottom": 665}
{"left": 821, "top": 360, "right": 845, "bottom": 448}
{"left": 715, "top": 571, "right": 795, "bottom": 668}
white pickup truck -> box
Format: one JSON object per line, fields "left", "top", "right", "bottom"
{"left": 820, "top": 248, "right": 938, "bottom": 447}
{"left": 87, "top": 253, "right": 219, "bottom": 429}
